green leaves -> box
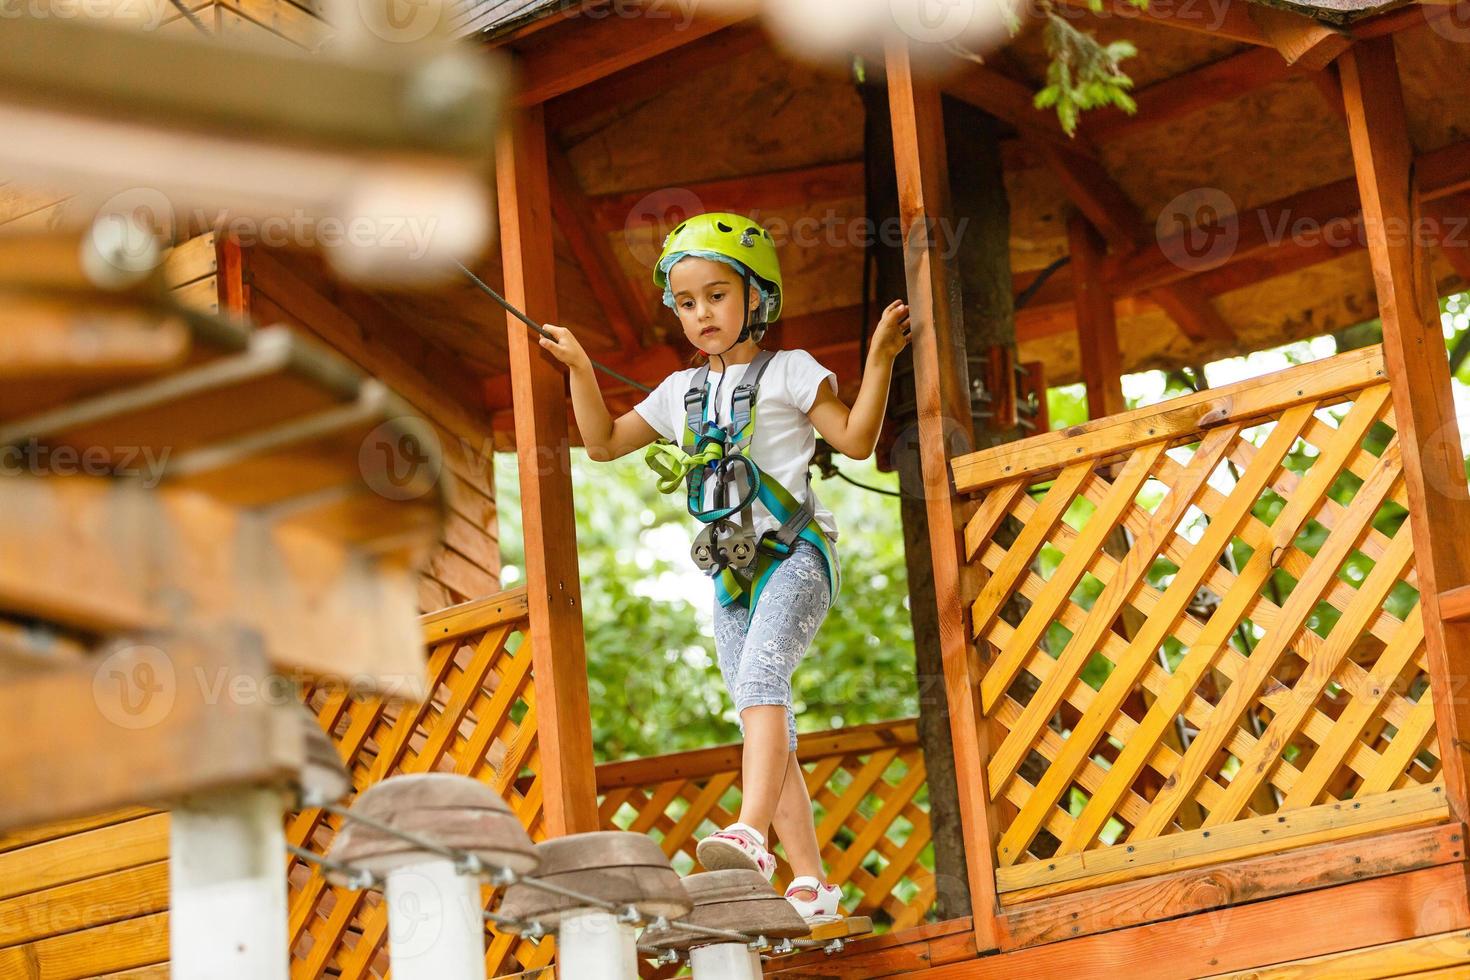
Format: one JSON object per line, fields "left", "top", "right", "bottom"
{"left": 1033, "top": 11, "right": 1139, "bottom": 136}
{"left": 495, "top": 449, "right": 917, "bottom": 762}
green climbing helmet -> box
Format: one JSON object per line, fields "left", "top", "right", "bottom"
{"left": 653, "top": 212, "right": 783, "bottom": 323}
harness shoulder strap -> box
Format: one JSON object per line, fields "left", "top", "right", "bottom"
{"left": 730, "top": 349, "right": 779, "bottom": 445}
{"left": 681, "top": 364, "right": 710, "bottom": 452}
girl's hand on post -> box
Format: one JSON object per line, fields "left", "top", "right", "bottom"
{"left": 538, "top": 324, "right": 592, "bottom": 374}
{"left": 871, "top": 299, "right": 912, "bottom": 362}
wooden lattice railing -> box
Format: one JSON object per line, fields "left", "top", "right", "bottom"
{"left": 286, "top": 587, "right": 553, "bottom": 978}
{"left": 596, "top": 719, "right": 935, "bottom": 932}
{"left": 951, "top": 346, "right": 1450, "bottom": 905}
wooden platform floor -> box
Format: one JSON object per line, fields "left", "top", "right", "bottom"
{"left": 765, "top": 864, "right": 1470, "bottom": 978}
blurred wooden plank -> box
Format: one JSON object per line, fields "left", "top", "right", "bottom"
{"left": 0, "top": 15, "right": 497, "bottom": 156}
{"left": 0, "top": 476, "right": 425, "bottom": 682}
{"left": 0, "top": 637, "right": 308, "bottom": 831}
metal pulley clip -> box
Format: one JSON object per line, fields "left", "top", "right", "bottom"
{"left": 691, "top": 520, "right": 760, "bottom": 573}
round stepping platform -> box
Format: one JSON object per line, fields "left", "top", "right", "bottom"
{"left": 642, "top": 869, "right": 810, "bottom": 951}
{"left": 498, "top": 830, "right": 691, "bottom": 931}
{"left": 326, "top": 773, "right": 538, "bottom": 884}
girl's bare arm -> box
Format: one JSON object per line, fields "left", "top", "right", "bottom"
{"left": 806, "top": 300, "right": 911, "bottom": 459}
{"left": 538, "top": 324, "right": 662, "bottom": 461}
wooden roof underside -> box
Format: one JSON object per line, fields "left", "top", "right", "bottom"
{"left": 341, "top": 0, "right": 1470, "bottom": 441}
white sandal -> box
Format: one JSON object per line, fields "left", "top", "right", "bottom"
{"left": 695, "top": 822, "right": 777, "bottom": 880}
{"left": 784, "top": 875, "right": 842, "bottom": 925}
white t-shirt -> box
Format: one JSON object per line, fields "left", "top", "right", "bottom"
{"left": 634, "top": 348, "right": 840, "bottom": 542}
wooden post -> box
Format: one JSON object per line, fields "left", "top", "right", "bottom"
{"left": 1340, "top": 39, "right": 1470, "bottom": 825}
{"left": 1068, "top": 213, "right": 1125, "bottom": 419}
{"left": 496, "top": 103, "right": 599, "bottom": 836}
{"left": 884, "top": 39, "right": 1002, "bottom": 951}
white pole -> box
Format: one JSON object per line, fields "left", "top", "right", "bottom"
{"left": 169, "top": 786, "right": 290, "bottom": 980}
{"left": 557, "top": 909, "right": 638, "bottom": 980}
{"left": 689, "top": 942, "right": 763, "bottom": 980}
{"left": 383, "top": 858, "right": 485, "bottom": 979}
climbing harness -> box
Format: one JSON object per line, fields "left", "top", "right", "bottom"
{"left": 647, "top": 214, "right": 840, "bottom": 613}
{"left": 646, "top": 347, "right": 841, "bottom": 615}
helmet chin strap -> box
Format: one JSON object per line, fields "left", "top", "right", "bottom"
{"left": 707, "top": 268, "right": 758, "bottom": 427}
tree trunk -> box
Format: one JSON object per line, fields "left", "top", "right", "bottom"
{"left": 861, "top": 76, "right": 1016, "bottom": 922}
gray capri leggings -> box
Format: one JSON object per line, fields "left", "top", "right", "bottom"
{"left": 713, "top": 539, "right": 833, "bottom": 750}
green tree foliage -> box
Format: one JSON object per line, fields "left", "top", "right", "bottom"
{"left": 495, "top": 449, "right": 917, "bottom": 763}
{"left": 1033, "top": 2, "right": 1144, "bottom": 136}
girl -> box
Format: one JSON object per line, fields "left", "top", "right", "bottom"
{"left": 536, "top": 212, "right": 911, "bottom": 923}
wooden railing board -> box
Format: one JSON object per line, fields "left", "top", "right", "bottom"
{"left": 953, "top": 347, "right": 1444, "bottom": 904}
{"left": 996, "top": 782, "right": 1449, "bottom": 901}
{"left": 952, "top": 346, "right": 1386, "bottom": 492}
{"left": 998, "top": 822, "right": 1466, "bottom": 951}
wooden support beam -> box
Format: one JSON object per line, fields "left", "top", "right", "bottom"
{"left": 1340, "top": 38, "right": 1470, "bottom": 828}
{"left": 884, "top": 38, "right": 1002, "bottom": 953}
{"left": 1428, "top": 193, "right": 1470, "bottom": 286}
{"left": 1039, "top": 140, "right": 1236, "bottom": 343}
{"left": 1085, "top": 46, "right": 1300, "bottom": 143}
{"left": 543, "top": 22, "right": 766, "bottom": 130}
{"left": 1248, "top": 5, "right": 1352, "bottom": 70}
{"left": 1056, "top": 0, "right": 1270, "bottom": 46}
{"left": 1040, "top": 144, "right": 1140, "bottom": 249}
{"left": 1313, "top": 61, "right": 1347, "bottom": 119}
{"left": 495, "top": 103, "right": 599, "bottom": 836}
{"left": 942, "top": 65, "right": 1097, "bottom": 156}
{"left": 510, "top": 8, "right": 739, "bottom": 106}
{"left": 1105, "top": 137, "right": 1470, "bottom": 297}
{"left": 547, "top": 139, "right": 645, "bottom": 350}
{"left": 1068, "top": 214, "right": 1124, "bottom": 419}
{"left": 1443, "top": 584, "right": 1470, "bottom": 624}
{"left": 1146, "top": 279, "right": 1236, "bottom": 344}
{"left": 588, "top": 160, "right": 863, "bottom": 231}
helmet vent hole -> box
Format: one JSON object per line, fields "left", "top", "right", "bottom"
{"left": 715, "top": 220, "right": 733, "bottom": 233}
{"left": 674, "top": 221, "right": 687, "bottom": 235}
